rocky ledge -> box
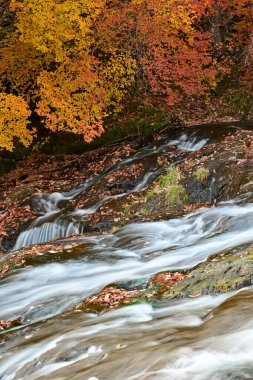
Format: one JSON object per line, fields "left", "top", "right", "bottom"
{"left": 76, "top": 246, "right": 253, "bottom": 313}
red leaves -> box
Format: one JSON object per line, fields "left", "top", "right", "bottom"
{"left": 77, "top": 271, "right": 188, "bottom": 312}
{"left": 0, "top": 205, "right": 35, "bottom": 252}
{"left": 0, "top": 318, "right": 21, "bottom": 331}
{"left": 0, "top": 242, "right": 80, "bottom": 277}
{"left": 0, "top": 0, "right": 251, "bottom": 147}
{"left": 78, "top": 287, "right": 139, "bottom": 310}
{"left": 99, "top": 0, "right": 216, "bottom": 105}
{"left": 0, "top": 140, "right": 140, "bottom": 251}
{"left": 0, "top": 265, "right": 10, "bottom": 276}
{"left": 0, "top": 319, "right": 13, "bottom": 331}
{"left": 149, "top": 272, "right": 188, "bottom": 292}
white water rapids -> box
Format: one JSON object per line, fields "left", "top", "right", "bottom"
{"left": 14, "top": 131, "right": 207, "bottom": 250}
{"left": 1, "top": 124, "right": 253, "bottom": 379}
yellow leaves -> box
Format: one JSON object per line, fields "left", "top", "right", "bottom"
{"left": 37, "top": 56, "right": 106, "bottom": 142}
{"left": 102, "top": 53, "right": 136, "bottom": 114}
{"left": 11, "top": 0, "right": 105, "bottom": 62}
{"left": 5, "top": 0, "right": 110, "bottom": 142}
{"left": 0, "top": 93, "right": 34, "bottom": 151}
{"left": 0, "top": 0, "right": 249, "bottom": 146}
{"left": 0, "top": 40, "right": 46, "bottom": 102}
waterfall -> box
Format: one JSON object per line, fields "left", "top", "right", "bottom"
{"left": 13, "top": 131, "right": 208, "bottom": 250}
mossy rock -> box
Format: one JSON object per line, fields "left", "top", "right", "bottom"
{"left": 165, "top": 251, "right": 253, "bottom": 299}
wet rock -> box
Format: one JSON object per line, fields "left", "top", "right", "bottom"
{"left": 0, "top": 141, "right": 142, "bottom": 251}
{"left": 82, "top": 129, "right": 253, "bottom": 230}
{"left": 166, "top": 249, "right": 253, "bottom": 299}
{"left": 0, "top": 242, "right": 82, "bottom": 277}
{"left": 1, "top": 123, "right": 253, "bottom": 251}
{"left": 75, "top": 247, "right": 253, "bottom": 313}
{"left": 76, "top": 272, "right": 188, "bottom": 313}
{"left": 0, "top": 318, "right": 21, "bottom": 331}
{"left": 76, "top": 286, "right": 139, "bottom": 312}
{"left": 180, "top": 130, "right": 253, "bottom": 203}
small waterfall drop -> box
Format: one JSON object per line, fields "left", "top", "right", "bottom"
{"left": 169, "top": 132, "right": 208, "bottom": 151}
{"left": 13, "top": 131, "right": 208, "bottom": 250}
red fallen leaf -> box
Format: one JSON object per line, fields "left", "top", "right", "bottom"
{"left": 104, "top": 293, "right": 111, "bottom": 303}
{"left": 82, "top": 287, "right": 139, "bottom": 309}
{"left": 0, "top": 319, "right": 16, "bottom": 330}
{"left": 150, "top": 271, "right": 188, "bottom": 289}
{"left": 1, "top": 265, "right": 10, "bottom": 276}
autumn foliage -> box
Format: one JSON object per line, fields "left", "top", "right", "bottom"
{"left": 0, "top": 0, "right": 252, "bottom": 150}
{"left": 37, "top": 56, "right": 106, "bottom": 142}
{"left": 0, "top": 93, "right": 33, "bottom": 151}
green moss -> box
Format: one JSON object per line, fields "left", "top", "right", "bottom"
{"left": 165, "top": 184, "right": 188, "bottom": 206}
{"left": 165, "top": 251, "right": 253, "bottom": 299}
{"left": 110, "top": 226, "right": 120, "bottom": 234}
{"left": 140, "top": 166, "right": 188, "bottom": 209}
{"left": 122, "top": 203, "right": 133, "bottom": 217}
{"left": 195, "top": 167, "right": 210, "bottom": 181}
{"left": 146, "top": 188, "right": 156, "bottom": 200}
{"left": 86, "top": 102, "right": 174, "bottom": 150}
{"left": 158, "top": 167, "right": 181, "bottom": 188}
{"left": 75, "top": 246, "right": 253, "bottom": 313}
{"left": 155, "top": 167, "right": 187, "bottom": 206}
{"left": 139, "top": 208, "right": 149, "bottom": 216}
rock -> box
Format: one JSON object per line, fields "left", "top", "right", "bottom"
{"left": 166, "top": 249, "right": 253, "bottom": 299}
{"left": 75, "top": 246, "right": 253, "bottom": 313}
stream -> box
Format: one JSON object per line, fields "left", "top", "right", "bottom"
{"left": 1, "top": 123, "right": 253, "bottom": 379}
{"left": 14, "top": 129, "right": 208, "bottom": 250}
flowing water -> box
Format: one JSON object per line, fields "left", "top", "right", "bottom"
{"left": 14, "top": 130, "right": 208, "bottom": 250}
{"left": 2, "top": 123, "right": 253, "bottom": 379}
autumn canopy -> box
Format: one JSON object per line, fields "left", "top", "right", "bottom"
{"left": 0, "top": 0, "right": 252, "bottom": 150}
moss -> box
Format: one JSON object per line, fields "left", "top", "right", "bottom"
{"left": 139, "top": 208, "right": 149, "bottom": 216}
{"left": 143, "top": 167, "right": 187, "bottom": 207}
{"left": 110, "top": 225, "right": 120, "bottom": 234}
{"left": 146, "top": 188, "right": 156, "bottom": 200}
{"left": 75, "top": 248, "right": 253, "bottom": 314}
{"left": 165, "top": 184, "right": 188, "bottom": 206}
{"left": 154, "top": 167, "right": 187, "bottom": 206}
{"left": 195, "top": 167, "right": 210, "bottom": 181}
{"left": 122, "top": 203, "right": 133, "bottom": 217}
{"left": 158, "top": 167, "right": 181, "bottom": 188}
{"left": 119, "top": 166, "right": 188, "bottom": 222}
{"left": 86, "top": 102, "right": 174, "bottom": 150}
{"left": 165, "top": 251, "right": 253, "bottom": 299}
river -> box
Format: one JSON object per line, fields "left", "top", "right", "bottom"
{"left": 1, "top": 122, "right": 253, "bottom": 379}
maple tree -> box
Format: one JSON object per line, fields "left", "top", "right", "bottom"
{"left": 97, "top": 0, "right": 252, "bottom": 104}
{"left": 37, "top": 56, "right": 106, "bottom": 142}
{"left": 10, "top": 0, "right": 105, "bottom": 62}
{"left": 0, "top": 40, "right": 46, "bottom": 102}
{"left": 0, "top": 92, "right": 34, "bottom": 151}
{"left": 0, "top": 0, "right": 251, "bottom": 149}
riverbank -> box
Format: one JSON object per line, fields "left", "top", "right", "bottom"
{"left": 0, "top": 120, "right": 253, "bottom": 323}
{"left": 1, "top": 120, "right": 252, "bottom": 252}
